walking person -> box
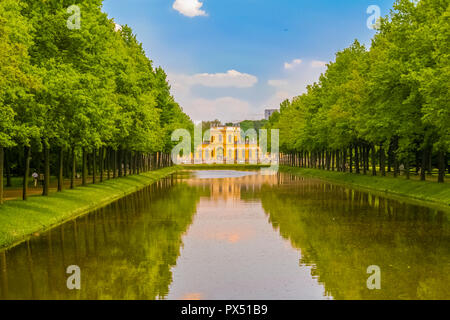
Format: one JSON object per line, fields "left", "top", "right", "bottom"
{"left": 32, "top": 171, "right": 39, "bottom": 188}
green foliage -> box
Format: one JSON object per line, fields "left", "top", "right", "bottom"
{"left": 266, "top": 0, "right": 449, "bottom": 179}
{"left": 0, "top": 0, "right": 39, "bottom": 147}
{"left": 1, "top": 0, "right": 192, "bottom": 152}
{"left": 239, "top": 119, "right": 268, "bottom": 134}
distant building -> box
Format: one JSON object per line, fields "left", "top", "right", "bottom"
{"left": 264, "top": 109, "right": 278, "bottom": 120}
{"left": 177, "top": 125, "right": 274, "bottom": 164}
{"left": 193, "top": 125, "right": 262, "bottom": 164}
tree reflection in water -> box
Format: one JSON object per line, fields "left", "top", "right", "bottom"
{"left": 0, "top": 177, "right": 201, "bottom": 300}
{"left": 0, "top": 171, "right": 448, "bottom": 300}
{"left": 261, "top": 174, "right": 450, "bottom": 300}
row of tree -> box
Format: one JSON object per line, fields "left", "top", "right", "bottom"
{"left": 0, "top": 0, "right": 193, "bottom": 204}
{"left": 266, "top": 0, "right": 449, "bottom": 182}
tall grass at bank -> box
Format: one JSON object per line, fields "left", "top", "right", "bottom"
{"left": 280, "top": 166, "right": 450, "bottom": 208}
{"left": 0, "top": 166, "right": 180, "bottom": 249}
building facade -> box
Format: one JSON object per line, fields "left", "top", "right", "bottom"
{"left": 193, "top": 125, "right": 263, "bottom": 164}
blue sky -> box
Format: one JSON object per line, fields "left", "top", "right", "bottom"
{"left": 102, "top": 0, "right": 396, "bottom": 123}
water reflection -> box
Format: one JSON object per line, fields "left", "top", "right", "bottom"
{"left": 167, "top": 171, "right": 328, "bottom": 300}
{"left": 0, "top": 178, "right": 201, "bottom": 300}
{"left": 261, "top": 174, "right": 450, "bottom": 300}
{"left": 0, "top": 171, "right": 449, "bottom": 300}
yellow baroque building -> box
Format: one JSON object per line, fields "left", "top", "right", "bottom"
{"left": 193, "top": 125, "right": 264, "bottom": 164}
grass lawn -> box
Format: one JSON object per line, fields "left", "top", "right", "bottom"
{"left": 0, "top": 166, "right": 180, "bottom": 250}
{"left": 280, "top": 166, "right": 450, "bottom": 209}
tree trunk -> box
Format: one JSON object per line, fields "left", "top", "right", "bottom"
{"left": 43, "top": 144, "right": 50, "bottom": 196}
{"left": 349, "top": 147, "right": 353, "bottom": 173}
{"left": 387, "top": 145, "right": 392, "bottom": 173}
{"left": 0, "top": 147, "right": 4, "bottom": 205}
{"left": 100, "top": 147, "right": 104, "bottom": 183}
{"left": 113, "top": 149, "right": 117, "bottom": 178}
{"left": 92, "top": 149, "right": 96, "bottom": 184}
{"left": 420, "top": 147, "right": 427, "bottom": 181}
{"left": 342, "top": 149, "right": 347, "bottom": 172}
{"left": 130, "top": 151, "right": 134, "bottom": 173}
{"left": 365, "top": 146, "right": 370, "bottom": 172}
{"left": 65, "top": 150, "right": 71, "bottom": 179}
{"left": 23, "top": 146, "right": 31, "bottom": 201}
{"left": 70, "top": 146, "right": 76, "bottom": 189}
{"left": 157, "top": 152, "right": 161, "bottom": 169}
{"left": 106, "top": 148, "right": 110, "bottom": 180}
{"left": 371, "top": 145, "right": 377, "bottom": 176}
{"left": 5, "top": 149, "right": 12, "bottom": 187}
{"left": 137, "top": 153, "right": 140, "bottom": 174}
{"left": 118, "top": 148, "right": 123, "bottom": 177}
{"left": 379, "top": 145, "right": 385, "bottom": 176}
{"left": 57, "top": 147, "right": 64, "bottom": 192}
{"left": 87, "top": 153, "right": 92, "bottom": 176}
{"left": 82, "top": 147, "right": 87, "bottom": 186}
{"left": 337, "top": 150, "right": 341, "bottom": 172}
{"left": 405, "top": 157, "right": 410, "bottom": 180}
{"left": 331, "top": 151, "right": 335, "bottom": 171}
{"left": 322, "top": 150, "right": 326, "bottom": 170}
{"left": 438, "top": 151, "right": 445, "bottom": 183}
{"left": 415, "top": 151, "right": 420, "bottom": 175}
{"left": 355, "top": 144, "right": 360, "bottom": 174}
{"left": 124, "top": 150, "right": 128, "bottom": 177}
{"left": 362, "top": 146, "right": 367, "bottom": 175}
{"left": 393, "top": 152, "right": 399, "bottom": 178}
{"left": 427, "top": 147, "right": 433, "bottom": 174}
{"left": 445, "top": 156, "right": 450, "bottom": 174}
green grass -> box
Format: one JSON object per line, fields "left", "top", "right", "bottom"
{"left": 0, "top": 166, "right": 181, "bottom": 250}
{"left": 280, "top": 166, "right": 450, "bottom": 209}
{"left": 181, "top": 164, "right": 271, "bottom": 170}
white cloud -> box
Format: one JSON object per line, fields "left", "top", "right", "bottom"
{"left": 167, "top": 71, "right": 257, "bottom": 122}
{"left": 173, "top": 0, "right": 207, "bottom": 18}
{"left": 166, "top": 59, "right": 327, "bottom": 122}
{"left": 188, "top": 97, "right": 252, "bottom": 123}
{"left": 311, "top": 60, "right": 327, "bottom": 68}
{"left": 267, "top": 79, "right": 288, "bottom": 87}
{"left": 284, "top": 59, "right": 302, "bottom": 70}
{"left": 169, "top": 70, "right": 258, "bottom": 88}
{"left": 266, "top": 59, "right": 326, "bottom": 109}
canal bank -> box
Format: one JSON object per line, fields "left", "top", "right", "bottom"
{"left": 280, "top": 166, "right": 450, "bottom": 209}
{"left": 0, "top": 166, "right": 181, "bottom": 250}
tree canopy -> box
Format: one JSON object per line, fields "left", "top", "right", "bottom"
{"left": 266, "top": 0, "right": 449, "bottom": 182}
{"left": 0, "top": 0, "right": 193, "bottom": 203}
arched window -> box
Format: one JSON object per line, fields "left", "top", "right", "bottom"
{"left": 228, "top": 135, "right": 232, "bottom": 143}
{"left": 216, "top": 147, "right": 223, "bottom": 161}
{"left": 219, "top": 135, "right": 222, "bottom": 142}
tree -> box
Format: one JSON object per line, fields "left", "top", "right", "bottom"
{"left": 0, "top": 0, "right": 39, "bottom": 202}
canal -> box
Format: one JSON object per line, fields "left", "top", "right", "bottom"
{"left": 0, "top": 170, "right": 449, "bottom": 299}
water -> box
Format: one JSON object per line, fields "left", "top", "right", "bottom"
{"left": 0, "top": 170, "right": 449, "bottom": 300}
